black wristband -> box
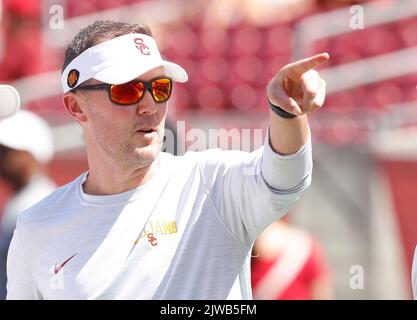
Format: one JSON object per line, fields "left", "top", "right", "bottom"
{"left": 267, "top": 98, "right": 297, "bottom": 119}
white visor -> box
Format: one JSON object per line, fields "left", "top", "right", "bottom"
{"left": 61, "top": 33, "right": 188, "bottom": 93}
{"left": 0, "top": 85, "right": 20, "bottom": 119}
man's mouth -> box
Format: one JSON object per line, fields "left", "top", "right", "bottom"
{"left": 135, "top": 127, "right": 159, "bottom": 139}
{"left": 136, "top": 128, "right": 157, "bottom": 134}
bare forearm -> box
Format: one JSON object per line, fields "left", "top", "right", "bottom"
{"left": 269, "top": 111, "right": 310, "bottom": 155}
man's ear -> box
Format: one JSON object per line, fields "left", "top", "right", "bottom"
{"left": 62, "top": 92, "right": 88, "bottom": 123}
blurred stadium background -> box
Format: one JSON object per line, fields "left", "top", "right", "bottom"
{"left": 0, "top": 0, "right": 416, "bottom": 299}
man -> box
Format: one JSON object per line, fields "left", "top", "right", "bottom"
{"left": 6, "top": 20, "right": 328, "bottom": 299}
{"left": 0, "top": 85, "right": 20, "bottom": 119}
{"left": 0, "top": 110, "right": 56, "bottom": 299}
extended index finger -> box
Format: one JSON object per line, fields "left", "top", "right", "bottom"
{"left": 287, "top": 52, "right": 329, "bottom": 76}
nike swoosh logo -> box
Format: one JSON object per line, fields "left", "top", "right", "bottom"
{"left": 54, "top": 253, "right": 77, "bottom": 274}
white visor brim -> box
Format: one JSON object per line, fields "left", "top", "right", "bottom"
{"left": 93, "top": 60, "right": 188, "bottom": 85}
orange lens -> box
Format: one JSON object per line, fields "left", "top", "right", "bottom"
{"left": 152, "top": 78, "right": 172, "bottom": 102}
{"left": 110, "top": 82, "right": 144, "bottom": 105}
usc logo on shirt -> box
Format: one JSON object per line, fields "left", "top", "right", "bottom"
{"left": 134, "top": 220, "right": 177, "bottom": 245}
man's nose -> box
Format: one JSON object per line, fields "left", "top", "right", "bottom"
{"left": 137, "top": 90, "right": 158, "bottom": 116}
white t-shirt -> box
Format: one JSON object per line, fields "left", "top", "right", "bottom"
{"left": 6, "top": 133, "right": 312, "bottom": 300}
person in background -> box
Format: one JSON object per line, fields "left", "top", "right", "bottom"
{"left": 0, "top": 110, "right": 56, "bottom": 299}
{"left": 251, "top": 216, "right": 334, "bottom": 300}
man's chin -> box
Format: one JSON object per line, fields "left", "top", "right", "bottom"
{"left": 133, "top": 144, "right": 161, "bottom": 163}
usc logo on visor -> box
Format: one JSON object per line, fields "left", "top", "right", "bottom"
{"left": 67, "top": 69, "right": 80, "bottom": 88}
{"left": 134, "top": 38, "right": 150, "bottom": 55}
